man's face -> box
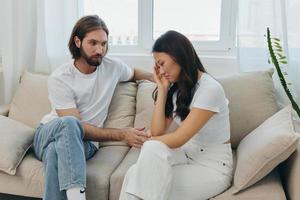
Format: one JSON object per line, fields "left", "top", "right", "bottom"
{"left": 75, "top": 29, "right": 108, "bottom": 67}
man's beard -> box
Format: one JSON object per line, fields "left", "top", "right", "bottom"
{"left": 80, "top": 46, "right": 103, "bottom": 67}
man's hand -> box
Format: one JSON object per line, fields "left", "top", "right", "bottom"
{"left": 123, "top": 127, "right": 150, "bottom": 148}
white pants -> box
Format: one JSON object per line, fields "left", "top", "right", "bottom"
{"left": 119, "top": 140, "right": 233, "bottom": 200}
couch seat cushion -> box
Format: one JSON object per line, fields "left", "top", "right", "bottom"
{"left": 211, "top": 169, "right": 286, "bottom": 200}
{"left": 86, "top": 145, "right": 130, "bottom": 200}
{"left": 0, "top": 152, "right": 44, "bottom": 198}
{"left": 110, "top": 147, "right": 141, "bottom": 200}
{"left": 111, "top": 147, "right": 286, "bottom": 200}
{"left": 0, "top": 146, "right": 129, "bottom": 200}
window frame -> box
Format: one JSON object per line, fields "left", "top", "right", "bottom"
{"left": 81, "top": 0, "right": 237, "bottom": 55}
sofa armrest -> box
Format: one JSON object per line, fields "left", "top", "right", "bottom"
{"left": 280, "top": 140, "right": 300, "bottom": 200}
{"left": 0, "top": 104, "right": 10, "bottom": 116}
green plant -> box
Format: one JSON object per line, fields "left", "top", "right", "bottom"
{"left": 266, "top": 27, "right": 300, "bottom": 119}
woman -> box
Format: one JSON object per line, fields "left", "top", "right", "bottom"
{"left": 119, "top": 30, "right": 233, "bottom": 200}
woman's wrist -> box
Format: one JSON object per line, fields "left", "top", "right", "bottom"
{"left": 157, "top": 85, "right": 169, "bottom": 93}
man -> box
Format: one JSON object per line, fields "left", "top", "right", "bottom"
{"left": 33, "top": 15, "right": 153, "bottom": 200}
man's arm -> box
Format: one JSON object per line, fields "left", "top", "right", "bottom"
{"left": 131, "top": 68, "right": 154, "bottom": 82}
{"left": 56, "top": 108, "right": 149, "bottom": 148}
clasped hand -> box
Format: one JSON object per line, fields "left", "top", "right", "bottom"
{"left": 123, "top": 127, "right": 152, "bottom": 148}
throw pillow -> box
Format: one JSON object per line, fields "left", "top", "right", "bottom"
{"left": 0, "top": 116, "right": 35, "bottom": 175}
{"left": 233, "top": 105, "right": 299, "bottom": 193}
{"left": 133, "top": 80, "right": 182, "bottom": 132}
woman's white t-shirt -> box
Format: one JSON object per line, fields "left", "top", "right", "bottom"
{"left": 173, "top": 73, "right": 230, "bottom": 144}
{"left": 41, "top": 56, "right": 133, "bottom": 127}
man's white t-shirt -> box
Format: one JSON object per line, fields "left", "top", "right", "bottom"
{"left": 41, "top": 56, "right": 133, "bottom": 127}
{"left": 173, "top": 73, "right": 230, "bottom": 144}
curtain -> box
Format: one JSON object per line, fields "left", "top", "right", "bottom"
{"left": 0, "top": 0, "right": 79, "bottom": 104}
{"left": 238, "top": 0, "right": 300, "bottom": 106}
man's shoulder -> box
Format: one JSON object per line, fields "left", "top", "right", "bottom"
{"left": 50, "top": 60, "right": 74, "bottom": 79}
{"left": 102, "top": 56, "right": 125, "bottom": 67}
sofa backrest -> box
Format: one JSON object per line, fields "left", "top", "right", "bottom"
{"left": 9, "top": 70, "right": 279, "bottom": 148}
{"left": 218, "top": 69, "right": 279, "bottom": 147}
{"left": 8, "top": 71, "right": 138, "bottom": 132}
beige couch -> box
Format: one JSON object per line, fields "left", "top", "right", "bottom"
{"left": 0, "top": 70, "right": 299, "bottom": 200}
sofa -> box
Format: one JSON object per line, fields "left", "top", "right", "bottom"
{"left": 0, "top": 69, "right": 299, "bottom": 200}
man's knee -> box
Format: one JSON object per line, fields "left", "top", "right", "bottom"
{"left": 59, "top": 116, "right": 83, "bottom": 138}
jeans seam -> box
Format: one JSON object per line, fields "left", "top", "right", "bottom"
{"left": 61, "top": 120, "right": 74, "bottom": 187}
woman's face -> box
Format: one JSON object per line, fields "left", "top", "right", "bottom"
{"left": 153, "top": 52, "right": 181, "bottom": 83}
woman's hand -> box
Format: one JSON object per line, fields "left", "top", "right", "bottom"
{"left": 153, "top": 66, "right": 170, "bottom": 91}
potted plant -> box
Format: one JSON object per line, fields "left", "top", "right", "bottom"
{"left": 266, "top": 27, "right": 300, "bottom": 121}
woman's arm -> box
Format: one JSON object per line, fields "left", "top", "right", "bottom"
{"left": 151, "top": 108, "right": 215, "bottom": 148}
{"left": 150, "top": 66, "right": 172, "bottom": 136}
{"left": 150, "top": 87, "right": 173, "bottom": 136}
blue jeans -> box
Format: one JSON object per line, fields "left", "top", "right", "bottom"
{"left": 33, "top": 116, "right": 98, "bottom": 200}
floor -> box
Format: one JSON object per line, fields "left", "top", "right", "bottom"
{"left": 0, "top": 194, "right": 41, "bottom": 200}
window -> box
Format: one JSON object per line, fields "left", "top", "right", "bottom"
{"left": 84, "top": 0, "right": 138, "bottom": 46}
{"left": 153, "top": 0, "right": 222, "bottom": 41}
{"left": 83, "top": 0, "right": 237, "bottom": 54}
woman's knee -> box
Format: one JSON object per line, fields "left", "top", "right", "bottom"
{"left": 142, "top": 140, "right": 169, "bottom": 150}
{"left": 140, "top": 140, "right": 171, "bottom": 159}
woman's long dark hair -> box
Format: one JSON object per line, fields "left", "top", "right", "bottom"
{"left": 152, "top": 30, "right": 206, "bottom": 121}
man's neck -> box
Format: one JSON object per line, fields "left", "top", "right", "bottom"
{"left": 74, "top": 58, "right": 97, "bottom": 74}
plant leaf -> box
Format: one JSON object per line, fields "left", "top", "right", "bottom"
{"left": 273, "top": 41, "right": 281, "bottom": 46}
{"left": 281, "top": 60, "right": 288, "bottom": 64}
{"left": 272, "top": 37, "right": 281, "bottom": 42}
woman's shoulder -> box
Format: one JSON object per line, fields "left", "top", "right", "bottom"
{"left": 197, "top": 73, "right": 224, "bottom": 93}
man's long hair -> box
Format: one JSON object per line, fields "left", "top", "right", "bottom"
{"left": 68, "top": 15, "right": 109, "bottom": 59}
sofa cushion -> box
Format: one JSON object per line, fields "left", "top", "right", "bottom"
{"left": 233, "top": 105, "right": 299, "bottom": 193}
{"left": 0, "top": 116, "right": 35, "bottom": 175}
{"left": 218, "top": 69, "right": 279, "bottom": 147}
{"left": 0, "top": 145, "right": 129, "bottom": 199}
{"left": 101, "top": 82, "right": 138, "bottom": 147}
{"left": 133, "top": 80, "right": 156, "bottom": 129}
{"left": 133, "top": 80, "right": 179, "bottom": 132}
{"left": 280, "top": 139, "right": 300, "bottom": 200}
{"left": 110, "top": 148, "right": 141, "bottom": 200}
{"left": 86, "top": 145, "right": 130, "bottom": 200}
{"left": 8, "top": 72, "right": 51, "bottom": 128}
{"left": 0, "top": 153, "right": 44, "bottom": 197}
{"left": 211, "top": 169, "right": 286, "bottom": 200}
